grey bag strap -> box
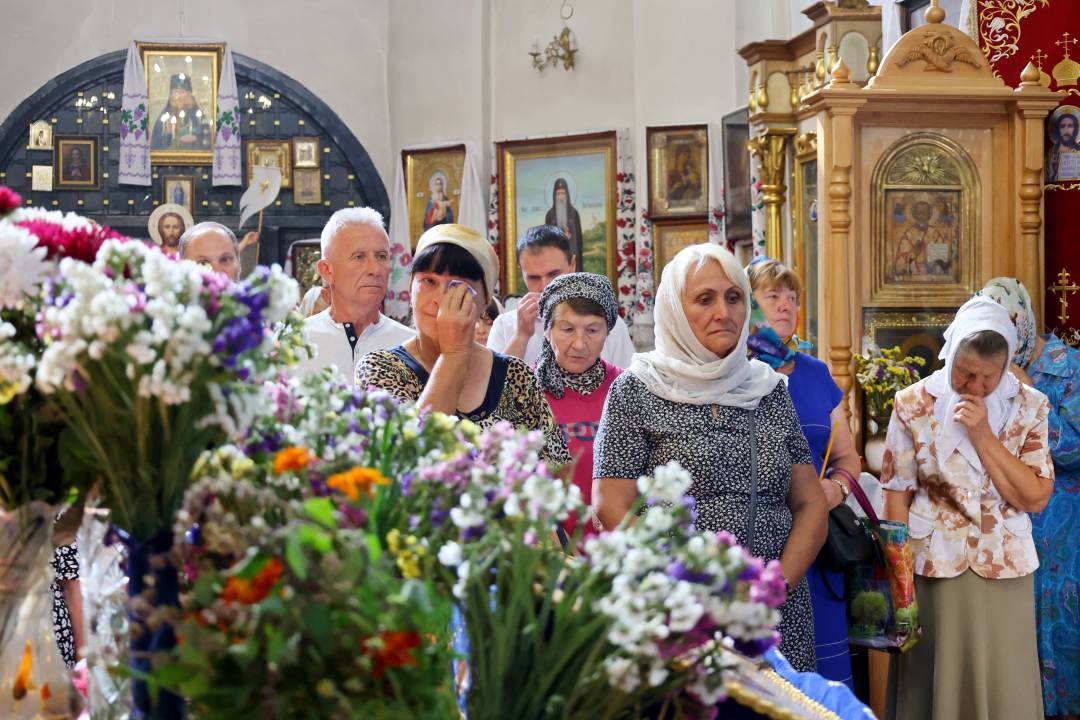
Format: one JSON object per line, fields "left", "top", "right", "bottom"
{"left": 746, "top": 408, "right": 759, "bottom": 554}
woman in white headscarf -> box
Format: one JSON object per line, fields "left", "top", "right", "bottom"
{"left": 592, "top": 243, "right": 828, "bottom": 672}
{"left": 882, "top": 296, "right": 1054, "bottom": 720}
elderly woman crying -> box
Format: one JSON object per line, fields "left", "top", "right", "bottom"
{"left": 883, "top": 296, "right": 1054, "bottom": 720}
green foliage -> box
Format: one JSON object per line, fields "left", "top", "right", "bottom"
{"left": 156, "top": 516, "right": 456, "bottom": 719}
{"left": 850, "top": 591, "right": 889, "bottom": 632}
{"left": 0, "top": 308, "right": 87, "bottom": 510}
{"left": 580, "top": 221, "right": 608, "bottom": 276}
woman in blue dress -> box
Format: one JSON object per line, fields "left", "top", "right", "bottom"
{"left": 748, "top": 259, "right": 862, "bottom": 690}
{"left": 980, "top": 277, "right": 1080, "bottom": 719}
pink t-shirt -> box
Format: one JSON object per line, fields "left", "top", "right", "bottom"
{"left": 544, "top": 360, "right": 622, "bottom": 538}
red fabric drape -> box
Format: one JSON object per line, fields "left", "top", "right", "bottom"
{"left": 975, "top": 1, "right": 1080, "bottom": 338}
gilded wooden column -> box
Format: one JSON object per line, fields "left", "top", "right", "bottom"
{"left": 748, "top": 128, "right": 796, "bottom": 260}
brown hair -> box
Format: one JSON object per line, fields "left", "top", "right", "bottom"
{"left": 747, "top": 258, "right": 803, "bottom": 297}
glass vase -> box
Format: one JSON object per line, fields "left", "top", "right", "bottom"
{"left": 0, "top": 501, "right": 74, "bottom": 719}
{"left": 79, "top": 509, "right": 130, "bottom": 718}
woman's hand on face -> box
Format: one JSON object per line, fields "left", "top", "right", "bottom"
{"left": 436, "top": 282, "right": 477, "bottom": 358}
{"left": 954, "top": 394, "right": 993, "bottom": 443}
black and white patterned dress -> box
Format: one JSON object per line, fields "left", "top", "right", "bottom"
{"left": 52, "top": 541, "right": 79, "bottom": 667}
{"left": 356, "top": 346, "right": 572, "bottom": 467}
{"left": 593, "top": 373, "right": 818, "bottom": 672}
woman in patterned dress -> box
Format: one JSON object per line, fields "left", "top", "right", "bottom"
{"left": 592, "top": 243, "right": 828, "bottom": 672}
{"left": 883, "top": 296, "right": 1054, "bottom": 720}
{"left": 355, "top": 224, "right": 570, "bottom": 467}
{"left": 52, "top": 542, "right": 81, "bottom": 667}
{"left": 980, "top": 278, "right": 1080, "bottom": 720}
{"left": 748, "top": 258, "right": 860, "bottom": 689}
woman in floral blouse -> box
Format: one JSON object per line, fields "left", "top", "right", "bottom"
{"left": 882, "top": 296, "right": 1054, "bottom": 720}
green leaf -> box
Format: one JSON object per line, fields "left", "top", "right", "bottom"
{"left": 303, "top": 497, "right": 337, "bottom": 530}
{"left": 150, "top": 661, "right": 195, "bottom": 691}
{"left": 298, "top": 523, "right": 333, "bottom": 554}
{"left": 365, "top": 532, "right": 382, "bottom": 562}
{"left": 302, "top": 602, "right": 332, "bottom": 651}
{"left": 285, "top": 530, "right": 307, "bottom": 581}
{"left": 266, "top": 626, "right": 286, "bottom": 664}
{"left": 230, "top": 550, "right": 270, "bottom": 581}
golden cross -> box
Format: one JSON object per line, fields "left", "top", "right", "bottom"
{"left": 260, "top": 178, "right": 270, "bottom": 191}
{"left": 1050, "top": 268, "right": 1080, "bottom": 326}
{"left": 1057, "top": 32, "right": 1076, "bottom": 58}
{"left": 1032, "top": 48, "right": 1047, "bottom": 69}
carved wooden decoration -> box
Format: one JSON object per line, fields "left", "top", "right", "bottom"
{"left": 800, "top": 0, "right": 1058, "bottom": 436}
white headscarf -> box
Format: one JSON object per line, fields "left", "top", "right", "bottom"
{"left": 925, "top": 296, "right": 1019, "bottom": 471}
{"left": 628, "top": 243, "right": 781, "bottom": 408}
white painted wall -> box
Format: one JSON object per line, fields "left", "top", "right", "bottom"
{"left": 388, "top": 0, "right": 487, "bottom": 155}
{"left": 0, "top": 0, "right": 855, "bottom": 217}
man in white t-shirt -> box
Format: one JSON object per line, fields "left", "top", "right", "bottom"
{"left": 487, "top": 224, "right": 634, "bottom": 368}
{"left": 292, "top": 207, "right": 413, "bottom": 382}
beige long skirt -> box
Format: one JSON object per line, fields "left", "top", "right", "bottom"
{"left": 887, "top": 570, "right": 1043, "bottom": 720}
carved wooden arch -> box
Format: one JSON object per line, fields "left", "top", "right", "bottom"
{"left": 869, "top": 131, "right": 981, "bottom": 304}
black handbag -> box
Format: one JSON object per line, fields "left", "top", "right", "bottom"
{"left": 819, "top": 469, "right": 881, "bottom": 574}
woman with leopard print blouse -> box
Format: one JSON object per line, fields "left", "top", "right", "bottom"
{"left": 356, "top": 224, "right": 570, "bottom": 468}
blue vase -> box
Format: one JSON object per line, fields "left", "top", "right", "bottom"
{"left": 122, "top": 528, "right": 183, "bottom": 719}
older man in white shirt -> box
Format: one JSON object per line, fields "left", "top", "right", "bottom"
{"left": 293, "top": 207, "right": 413, "bottom": 381}
{"left": 487, "top": 224, "right": 634, "bottom": 368}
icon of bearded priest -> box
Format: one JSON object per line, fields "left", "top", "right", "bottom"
{"left": 544, "top": 177, "right": 583, "bottom": 262}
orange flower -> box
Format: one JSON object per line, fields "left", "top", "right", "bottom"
{"left": 365, "top": 630, "right": 422, "bottom": 678}
{"left": 221, "top": 558, "right": 285, "bottom": 605}
{"left": 273, "top": 447, "right": 312, "bottom": 475}
{"left": 12, "top": 640, "right": 32, "bottom": 700}
{"left": 327, "top": 467, "right": 388, "bottom": 502}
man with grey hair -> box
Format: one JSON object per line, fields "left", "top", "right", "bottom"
{"left": 292, "top": 207, "right": 413, "bottom": 381}
{"left": 179, "top": 222, "right": 243, "bottom": 281}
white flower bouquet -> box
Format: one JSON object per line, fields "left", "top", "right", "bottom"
{"left": 34, "top": 238, "right": 305, "bottom": 540}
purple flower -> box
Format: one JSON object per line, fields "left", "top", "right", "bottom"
{"left": 668, "top": 561, "right": 715, "bottom": 585}
{"left": 748, "top": 559, "right": 787, "bottom": 609}
{"left": 730, "top": 632, "right": 779, "bottom": 658}
{"left": 460, "top": 525, "right": 484, "bottom": 541}
{"left": 681, "top": 495, "right": 698, "bottom": 525}
{"left": 71, "top": 369, "right": 88, "bottom": 393}
{"left": 715, "top": 531, "right": 737, "bottom": 548}
{"left": 658, "top": 616, "right": 718, "bottom": 659}
{"left": 338, "top": 502, "right": 367, "bottom": 528}
{"left": 185, "top": 523, "right": 201, "bottom": 546}
{"left": 737, "top": 556, "right": 764, "bottom": 582}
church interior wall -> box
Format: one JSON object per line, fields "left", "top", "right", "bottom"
{"left": 0, "top": 0, "right": 395, "bottom": 181}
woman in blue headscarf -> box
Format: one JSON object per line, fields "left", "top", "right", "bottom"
{"left": 979, "top": 277, "right": 1080, "bottom": 719}
{"left": 748, "top": 258, "right": 861, "bottom": 690}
